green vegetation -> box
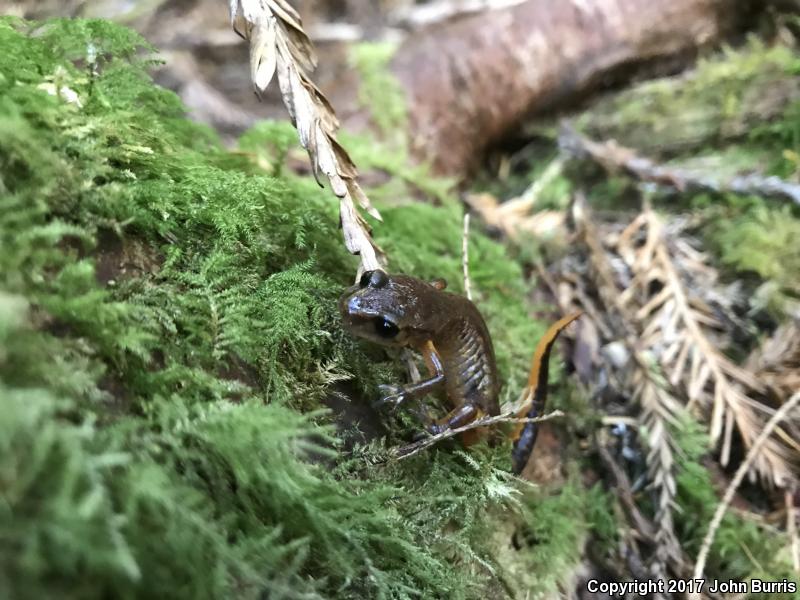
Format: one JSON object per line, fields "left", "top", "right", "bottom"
{"left": 712, "top": 203, "right": 800, "bottom": 318}
{"left": 0, "top": 17, "right": 594, "bottom": 599}
{"left": 350, "top": 42, "right": 407, "bottom": 142}
{"left": 577, "top": 37, "right": 800, "bottom": 157}
{"left": 673, "top": 420, "right": 799, "bottom": 599}
{"left": 499, "top": 478, "right": 617, "bottom": 598}
{"left": 347, "top": 42, "right": 455, "bottom": 204}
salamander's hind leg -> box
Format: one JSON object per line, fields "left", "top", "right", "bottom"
{"left": 426, "top": 402, "right": 479, "bottom": 435}
{"left": 409, "top": 402, "right": 487, "bottom": 446}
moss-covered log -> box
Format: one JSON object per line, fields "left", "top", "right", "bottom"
{"left": 572, "top": 39, "right": 800, "bottom": 156}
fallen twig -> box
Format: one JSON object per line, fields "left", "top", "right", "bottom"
{"left": 595, "top": 436, "right": 656, "bottom": 540}
{"left": 576, "top": 196, "right": 683, "bottom": 572}
{"left": 691, "top": 391, "right": 800, "bottom": 594}
{"left": 560, "top": 124, "right": 800, "bottom": 206}
{"left": 394, "top": 409, "right": 565, "bottom": 460}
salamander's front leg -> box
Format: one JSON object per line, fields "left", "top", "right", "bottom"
{"left": 374, "top": 341, "right": 444, "bottom": 409}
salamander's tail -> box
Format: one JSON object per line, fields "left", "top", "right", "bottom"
{"left": 510, "top": 312, "right": 582, "bottom": 475}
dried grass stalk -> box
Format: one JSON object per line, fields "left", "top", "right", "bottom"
{"left": 394, "top": 410, "right": 565, "bottom": 460}
{"left": 230, "top": 0, "right": 385, "bottom": 274}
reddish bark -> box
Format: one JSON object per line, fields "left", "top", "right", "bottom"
{"left": 389, "top": 0, "right": 745, "bottom": 176}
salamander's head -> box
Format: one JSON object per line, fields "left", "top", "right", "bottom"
{"left": 338, "top": 270, "right": 444, "bottom": 347}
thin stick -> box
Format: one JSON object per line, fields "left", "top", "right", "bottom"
{"left": 462, "top": 212, "right": 472, "bottom": 300}
{"left": 394, "top": 409, "right": 564, "bottom": 459}
{"left": 690, "top": 391, "right": 800, "bottom": 596}
{"left": 595, "top": 436, "right": 656, "bottom": 539}
{"left": 788, "top": 488, "right": 800, "bottom": 574}
{"left": 560, "top": 123, "right": 800, "bottom": 206}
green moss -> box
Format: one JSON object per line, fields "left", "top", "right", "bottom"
{"left": 577, "top": 37, "right": 800, "bottom": 156}
{"left": 0, "top": 17, "right": 579, "bottom": 599}
{"left": 696, "top": 198, "right": 800, "bottom": 318}
{"left": 493, "top": 478, "right": 615, "bottom": 599}
{"left": 715, "top": 205, "right": 800, "bottom": 281}
{"left": 238, "top": 120, "right": 300, "bottom": 177}
{"left": 350, "top": 42, "right": 407, "bottom": 142}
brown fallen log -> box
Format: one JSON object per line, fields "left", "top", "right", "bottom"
{"left": 388, "top": 0, "right": 751, "bottom": 177}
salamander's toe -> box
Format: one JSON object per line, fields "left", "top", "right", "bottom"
{"left": 373, "top": 384, "right": 405, "bottom": 409}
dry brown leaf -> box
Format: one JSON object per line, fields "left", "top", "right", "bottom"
{"left": 230, "top": 0, "right": 385, "bottom": 274}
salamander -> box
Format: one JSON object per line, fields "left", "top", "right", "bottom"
{"left": 339, "top": 269, "right": 579, "bottom": 474}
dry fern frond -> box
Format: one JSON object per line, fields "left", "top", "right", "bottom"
{"left": 230, "top": 0, "right": 385, "bottom": 274}
{"left": 746, "top": 320, "right": 800, "bottom": 402}
{"left": 617, "top": 208, "right": 797, "bottom": 486}
{"left": 633, "top": 355, "right": 683, "bottom": 578}
{"left": 575, "top": 200, "right": 681, "bottom": 575}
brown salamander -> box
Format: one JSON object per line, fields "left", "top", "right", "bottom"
{"left": 339, "top": 269, "right": 580, "bottom": 474}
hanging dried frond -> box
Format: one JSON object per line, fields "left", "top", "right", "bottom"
{"left": 230, "top": 0, "right": 385, "bottom": 274}
{"left": 616, "top": 207, "right": 798, "bottom": 487}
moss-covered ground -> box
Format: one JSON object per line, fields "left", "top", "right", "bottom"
{"left": 0, "top": 17, "right": 611, "bottom": 599}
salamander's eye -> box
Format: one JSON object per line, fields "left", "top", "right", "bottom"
{"left": 360, "top": 269, "right": 389, "bottom": 289}
{"left": 359, "top": 270, "right": 374, "bottom": 288}
{"left": 373, "top": 317, "right": 399, "bottom": 339}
